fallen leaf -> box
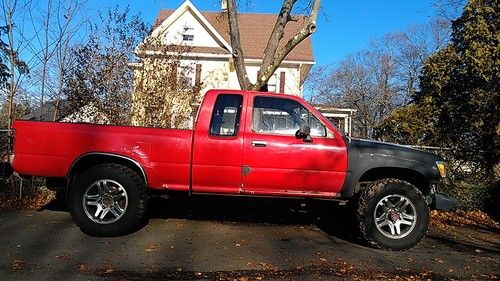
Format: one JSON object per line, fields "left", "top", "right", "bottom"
{"left": 259, "top": 262, "right": 278, "bottom": 271}
{"left": 434, "top": 258, "right": 445, "bottom": 264}
{"left": 78, "top": 263, "right": 88, "bottom": 272}
{"left": 11, "top": 259, "right": 24, "bottom": 270}
{"left": 55, "top": 254, "right": 70, "bottom": 260}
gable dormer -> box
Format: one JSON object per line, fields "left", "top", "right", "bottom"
{"left": 149, "top": 0, "right": 231, "bottom": 51}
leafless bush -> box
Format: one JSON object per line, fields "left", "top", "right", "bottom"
{"left": 131, "top": 38, "right": 202, "bottom": 129}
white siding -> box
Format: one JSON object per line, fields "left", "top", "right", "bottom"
{"left": 142, "top": 2, "right": 309, "bottom": 97}
{"left": 160, "top": 10, "right": 220, "bottom": 48}
{"left": 176, "top": 58, "right": 303, "bottom": 97}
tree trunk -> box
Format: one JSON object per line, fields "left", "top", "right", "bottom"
{"left": 227, "top": 0, "right": 321, "bottom": 91}
{"left": 6, "top": 0, "right": 15, "bottom": 130}
{"left": 39, "top": 0, "right": 53, "bottom": 120}
{"left": 255, "top": 0, "right": 296, "bottom": 91}
{"left": 226, "top": 0, "right": 250, "bottom": 90}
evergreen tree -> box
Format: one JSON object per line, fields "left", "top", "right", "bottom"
{"left": 378, "top": 0, "right": 499, "bottom": 174}
{"left": 416, "top": 0, "right": 499, "bottom": 172}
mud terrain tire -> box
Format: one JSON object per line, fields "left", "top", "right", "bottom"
{"left": 356, "top": 178, "right": 429, "bottom": 250}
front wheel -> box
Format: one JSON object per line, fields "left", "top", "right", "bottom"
{"left": 356, "top": 178, "right": 429, "bottom": 250}
{"left": 68, "top": 163, "right": 148, "bottom": 237}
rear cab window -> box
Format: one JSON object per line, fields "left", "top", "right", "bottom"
{"left": 209, "top": 94, "right": 243, "bottom": 137}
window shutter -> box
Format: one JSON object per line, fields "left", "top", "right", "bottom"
{"left": 279, "top": 71, "right": 286, "bottom": 93}
{"left": 170, "top": 63, "right": 178, "bottom": 89}
{"left": 195, "top": 64, "right": 202, "bottom": 85}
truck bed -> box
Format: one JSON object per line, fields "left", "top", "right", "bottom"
{"left": 12, "top": 120, "right": 193, "bottom": 190}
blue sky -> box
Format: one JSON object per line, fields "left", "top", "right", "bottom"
{"left": 85, "top": 0, "right": 446, "bottom": 66}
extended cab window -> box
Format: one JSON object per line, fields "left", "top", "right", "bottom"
{"left": 209, "top": 94, "right": 243, "bottom": 136}
{"left": 253, "top": 96, "right": 326, "bottom": 137}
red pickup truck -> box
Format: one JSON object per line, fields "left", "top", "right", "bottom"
{"left": 9, "top": 89, "right": 453, "bottom": 250}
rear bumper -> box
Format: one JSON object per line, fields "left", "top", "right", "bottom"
{"left": 431, "top": 193, "right": 456, "bottom": 211}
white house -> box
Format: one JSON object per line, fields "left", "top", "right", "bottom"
{"left": 133, "top": 0, "right": 315, "bottom": 97}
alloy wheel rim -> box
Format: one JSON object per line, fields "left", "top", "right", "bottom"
{"left": 82, "top": 179, "right": 128, "bottom": 224}
{"left": 374, "top": 194, "right": 417, "bottom": 239}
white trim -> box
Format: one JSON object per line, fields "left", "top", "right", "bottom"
{"left": 317, "top": 108, "right": 357, "bottom": 113}
{"left": 140, "top": 50, "right": 231, "bottom": 58}
{"left": 139, "top": 50, "right": 315, "bottom": 65}
{"left": 244, "top": 58, "right": 315, "bottom": 65}
{"left": 149, "top": 0, "right": 232, "bottom": 52}
{"left": 127, "top": 62, "right": 143, "bottom": 67}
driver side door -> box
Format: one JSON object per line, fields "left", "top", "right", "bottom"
{"left": 241, "top": 95, "right": 346, "bottom": 197}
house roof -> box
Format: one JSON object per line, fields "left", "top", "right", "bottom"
{"left": 23, "top": 100, "right": 72, "bottom": 122}
{"left": 153, "top": 9, "right": 314, "bottom": 63}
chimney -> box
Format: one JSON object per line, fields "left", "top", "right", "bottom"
{"left": 221, "top": 0, "right": 228, "bottom": 11}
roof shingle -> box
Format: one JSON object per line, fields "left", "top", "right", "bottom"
{"left": 152, "top": 9, "right": 314, "bottom": 62}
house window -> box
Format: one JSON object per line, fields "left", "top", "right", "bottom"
{"left": 267, "top": 74, "right": 277, "bottom": 93}
{"left": 182, "top": 34, "right": 194, "bottom": 41}
{"left": 182, "top": 24, "right": 194, "bottom": 42}
{"left": 178, "top": 64, "right": 194, "bottom": 88}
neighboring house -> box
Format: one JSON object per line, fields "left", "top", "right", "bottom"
{"left": 314, "top": 105, "right": 357, "bottom": 137}
{"left": 23, "top": 100, "right": 71, "bottom": 122}
{"left": 23, "top": 100, "right": 109, "bottom": 124}
{"left": 130, "top": 0, "right": 315, "bottom": 127}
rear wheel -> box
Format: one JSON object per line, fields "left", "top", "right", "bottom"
{"left": 68, "top": 163, "right": 148, "bottom": 237}
{"left": 356, "top": 178, "right": 429, "bottom": 250}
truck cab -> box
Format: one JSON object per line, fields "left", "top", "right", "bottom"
{"left": 191, "top": 90, "right": 347, "bottom": 197}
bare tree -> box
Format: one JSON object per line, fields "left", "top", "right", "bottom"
{"left": 432, "top": 0, "right": 466, "bottom": 20}
{"left": 0, "top": 0, "right": 29, "bottom": 129}
{"left": 23, "top": 0, "right": 86, "bottom": 120}
{"left": 305, "top": 17, "right": 451, "bottom": 138}
{"left": 31, "top": 0, "right": 53, "bottom": 119}
{"left": 303, "top": 64, "right": 331, "bottom": 104}
{"left": 385, "top": 18, "right": 451, "bottom": 104}
{"left": 52, "top": 0, "right": 86, "bottom": 121}
{"left": 0, "top": 0, "right": 86, "bottom": 127}
{"left": 132, "top": 39, "right": 202, "bottom": 128}
{"left": 63, "top": 6, "right": 148, "bottom": 125}
{"left": 226, "top": 0, "right": 320, "bottom": 91}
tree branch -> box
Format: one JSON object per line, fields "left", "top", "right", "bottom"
{"left": 252, "top": 0, "right": 320, "bottom": 91}
{"left": 226, "top": 0, "right": 251, "bottom": 90}
{"left": 256, "top": 0, "right": 296, "bottom": 88}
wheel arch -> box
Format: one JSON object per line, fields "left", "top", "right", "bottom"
{"left": 357, "top": 167, "right": 430, "bottom": 195}
{"left": 67, "top": 152, "right": 148, "bottom": 187}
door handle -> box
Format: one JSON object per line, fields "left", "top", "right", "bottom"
{"left": 251, "top": 140, "right": 267, "bottom": 147}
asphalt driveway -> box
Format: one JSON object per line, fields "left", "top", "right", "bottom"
{"left": 0, "top": 196, "right": 498, "bottom": 280}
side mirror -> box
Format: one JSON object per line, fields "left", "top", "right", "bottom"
{"left": 296, "top": 124, "right": 312, "bottom": 142}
